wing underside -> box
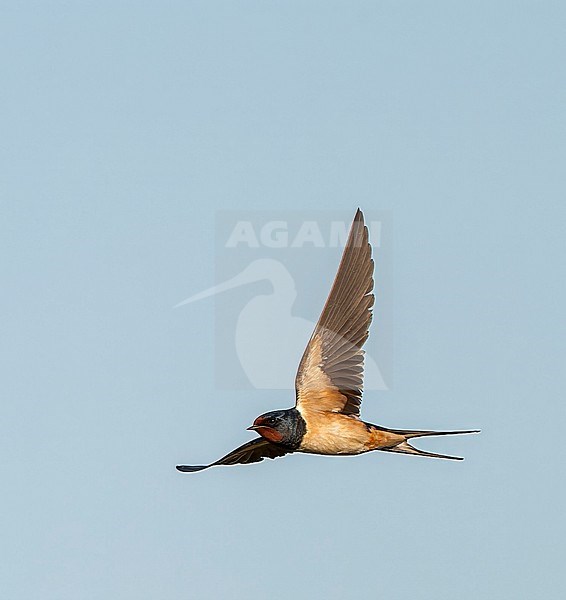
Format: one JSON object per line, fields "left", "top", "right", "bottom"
{"left": 295, "top": 209, "right": 374, "bottom": 417}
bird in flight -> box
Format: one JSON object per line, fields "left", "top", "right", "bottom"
{"left": 177, "top": 209, "right": 478, "bottom": 472}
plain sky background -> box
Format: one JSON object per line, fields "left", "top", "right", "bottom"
{"left": 2, "top": 2, "right": 565, "bottom": 599}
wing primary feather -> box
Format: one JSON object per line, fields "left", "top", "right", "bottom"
{"left": 295, "top": 209, "right": 375, "bottom": 417}
{"left": 176, "top": 438, "right": 290, "bottom": 472}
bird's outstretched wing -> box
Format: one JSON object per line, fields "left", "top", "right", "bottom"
{"left": 176, "top": 438, "right": 290, "bottom": 472}
{"left": 295, "top": 209, "right": 374, "bottom": 417}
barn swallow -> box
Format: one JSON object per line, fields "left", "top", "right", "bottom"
{"left": 177, "top": 209, "right": 478, "bottom": 472}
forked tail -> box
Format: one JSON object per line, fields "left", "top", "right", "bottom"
{"left": 378, "top": 427, "right": 480, "bottom": 461}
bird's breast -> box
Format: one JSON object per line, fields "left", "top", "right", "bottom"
{"left": 297, "top": 412, "right": 373, "bottom": 455}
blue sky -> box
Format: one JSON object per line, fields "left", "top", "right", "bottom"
{"left": 1, "top": 2, "right": 565, "bottom": 599}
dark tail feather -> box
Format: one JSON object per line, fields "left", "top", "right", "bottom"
{"left": 400, "top": 429, "right": 480, "bottom": 440}
{"left": 379, "top": 428, "right": 480, "bottom": 461}
{"left": 382, "top": 440, "right": 464, "bottom": 461}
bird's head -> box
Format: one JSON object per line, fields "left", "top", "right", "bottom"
{"left": 247, "top": 410, "right": 293, "bottom": 444}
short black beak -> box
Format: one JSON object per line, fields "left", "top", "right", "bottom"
{"left": 247, "top": 425, "right": 260, "bottom": 431}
